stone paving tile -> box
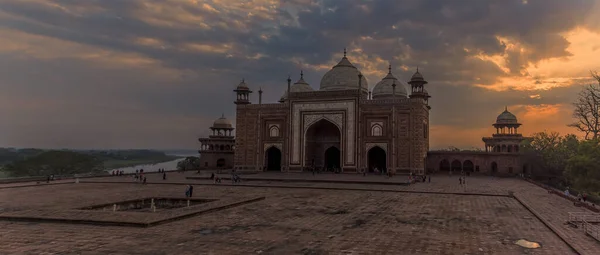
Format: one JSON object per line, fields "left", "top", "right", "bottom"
{"left": 0, "top": 180, "right": 577, "bottom": 255}
{"left": 511, "top": 182, "right": 600, "bottom": 255}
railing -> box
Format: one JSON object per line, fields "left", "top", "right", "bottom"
{"left": 582, "top": 220, "right": 600, "bottom": 241}
{"left": 567, "top": 212, "right": 600, "bottom": 241}
{"left": 568, "top": 212, "right": 600, "bottom": 224}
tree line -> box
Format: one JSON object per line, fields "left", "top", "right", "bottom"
{"left": 0, "top": 149, "right": 178, "bottom": 177}
{"left": 523, "top": 71, "right": 600, "bottom": 197}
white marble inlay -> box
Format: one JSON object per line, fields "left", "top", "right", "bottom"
{"left": 264, "top": 143, "right": 283, "bottom": 151}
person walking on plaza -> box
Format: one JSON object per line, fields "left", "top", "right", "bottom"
{"left": 189, "top": 185, "right": 194, "bottom": 197}
{"left": 163, "top": 172, "right": 166, "bottom": 180}
{"left": 185, "top": 185, "right": 190, "bottom": 197}
{"left": 428, "top": 175, "right": 431, "bottom": 183}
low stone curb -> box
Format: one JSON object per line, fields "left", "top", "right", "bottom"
{"left": 0, "top": 197, "right": 265, "bottom": 228}
{"left": 186, "top": 176, "right": 413, "bottom": 186}
{"left": 0, "top": 181, "right": 73, "bottom": 190}
{"left": 80, "top": 180, "right": 511, "bottom": 197}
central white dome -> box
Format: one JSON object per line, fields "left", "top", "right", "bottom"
{"left": 319, "top": 55, "right": 368, "bottom": 91}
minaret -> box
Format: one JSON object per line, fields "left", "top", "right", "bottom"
{"left": 408, "top": 67, "right": 431, "bottom": 106}
{"left": 234, "top": 79, "right": 252, "bottom": 105}
{"left": 392, "top": 80, "right": 397, "bottom": 174}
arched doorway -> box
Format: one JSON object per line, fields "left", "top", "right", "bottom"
{"left": 439, "top": 159, "right": 450, "bottom": 172}
{"left": 463, "top": 160, "right": 474, "bottom": 173}
{"left": 491, "top": 162, "right": 498, "bottom": 175}
{"left": 451, "top": 160, "right": 462, "bottom": 173}
{"left": 324, "top": 146, "right": 341, "bottom": 171}
{"left": 265, "top": 147, "right": 282, "bottom": 171}
{"left": 216, "top": 158, "right": 225, "bottom": 168}
{"left": 367, "top": 146, "right": 386, "bottom": 172}
{"left": 305, "top": 119, "right": 341, "bottom": 171}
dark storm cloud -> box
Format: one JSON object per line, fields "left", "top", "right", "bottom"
{"left": 0, "top": 0, "right": 597, "bottom": 149}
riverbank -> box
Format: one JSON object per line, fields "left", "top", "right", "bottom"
{"left": 103, "top": 156, "right": 183, "bottom": 170}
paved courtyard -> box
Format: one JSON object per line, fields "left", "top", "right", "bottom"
{"left": 0, "top": 173, "right": 598, "bottom": 254}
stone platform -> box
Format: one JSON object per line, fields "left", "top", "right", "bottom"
{"left": 0, "top": 173, "right": 598, "bottom": 254}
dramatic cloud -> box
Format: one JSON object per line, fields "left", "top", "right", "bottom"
{"left": 0, "top": 0, "right": 599, "bottom": 149}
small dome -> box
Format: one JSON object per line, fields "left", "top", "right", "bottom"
{"left": 372, "top": 66, "right": 408, "bottom": 99}
{"left": 213, "top": 114, "right": 233, "bottom": 129}
{"left": 496, "top": 107, "right": 518, "bottom": 124}
{"left": 280, "top": 71, "right": 314, "bottom": 101}
{"left": 236, "top": 79, "right": 249, "bottom": 91}
{"left": 319, "top": 51, "right": 368, "bottom": 92}
{"left": 410, "top": 69, "right": 424, "bottom": 82}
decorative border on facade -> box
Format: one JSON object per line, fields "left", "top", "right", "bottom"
{"left": 292, "top": 101, "right": 355, "bottom": 165}
{"left": 264, "top": 143, "right": 283, "bottom": 151}
{"left": 366, "top": 142, "right": 388, "bottom": 153}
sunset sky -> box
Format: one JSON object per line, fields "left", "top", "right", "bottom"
{"left": 1, "top": 0, "right": 599, "bottom": 150}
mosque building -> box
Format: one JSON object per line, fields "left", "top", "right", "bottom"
{"left": 198, "top": 50, "right": 531, "bottom": 176}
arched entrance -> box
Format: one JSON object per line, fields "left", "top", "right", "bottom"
{"left": 265, "top": 147, "right": 282, "bottom": 171}
{"left": 451, "top": 160, "right": 462, "bottom": 173}
{"left": 463, "top": 160, "right": 474, "bottom": 173}
{"left": 305, "top": 119, "right": 341, "bottom": 171}
{"left": 367, "top": 146, "right": 386, "bottom": 172}
{"left": 439, "top": 159, "right": 450, "bottom": 172}
{"left": 216, "top": 158, "right": 225, "bottom": 167}
{"left": 491, "top": 162, "right": 498, "bottom": 175}
{"left": 324, "top": 146, "right": 341, "bottom": 171}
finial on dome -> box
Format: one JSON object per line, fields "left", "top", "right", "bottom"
{"left": 388, "top": 64, "right": 392, "bottom": 74}
{"left": 505, "top": 106, "right": 508, "bottom": 111}
{"left": 417, "top": 66, "right": 419, "bottom": 72}
{"left": 221, "top": 113, "right": 225, "bottom": 118}
{"left": 300, "top": 70, "right": 304, "bottom": 79}
{"left": 343, "top": 48, "right": 347, "bottom": 57}
{"left": 242, "top": 78, "right": 245, "bottom": 83}
{"left": 287, "top": 74, "right": 291, "bottom": 81}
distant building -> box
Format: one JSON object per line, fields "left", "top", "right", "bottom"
{"left": 232, "top": 50, "right": 430, "bottom": 174}
{"left": 198, "top": 114, "right": 235, "bottom": 169}
{"left": 426, "top": 107, "right": 532, "bottom": 176}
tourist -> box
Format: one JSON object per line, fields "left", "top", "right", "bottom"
{"left": 189, "top": 185, "right": 194, "bottom": 197}
{"left": 163, "top": 172, "right": 166, "bottom": 180}
{"left": 47, "top": 175, "right": 50, "bottom": 183}
{"left": 185, "top": 185, "right": 190, "bottom": 197}
{"left": 583, "top": 193, "right": 588, "bottom": 203}
{"left": 459, "top": 177, "right": 462, "bottom": 185}
{"left": 143, "top": 176, "right": 147, "bottom": 184}
{"left": 428, "top": 175, "right": 431, "bottom": 183}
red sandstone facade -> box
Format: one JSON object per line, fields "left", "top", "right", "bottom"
{"left": 232, "top": 52, "right": 430, "bottom": 175}
{"left": 426, "top": 107, "right": 532, "bottom": 176}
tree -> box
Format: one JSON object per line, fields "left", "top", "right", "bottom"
{"left": 520, "top": 131, "right": 579, "bottom": 176}
{"left": 2, "top": 150, "right": 104, "bottom": 177}
{"left": 177, "top": 157, "right": 201, "bottom": 171}
{"left": 564, "top": 139, "right": 600, "bottom": 192}
{"left": 569, "top": 71, "right": 600, "bottom": 140}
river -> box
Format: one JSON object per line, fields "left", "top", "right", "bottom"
{"left": 106, "top": 154, "right": 197, "bottom": 174}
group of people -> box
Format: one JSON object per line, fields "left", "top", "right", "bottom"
{"left": 134, "top": 169, "right": 146, "bottom": 184}
{"left": 111, "top": 170, "right": 125, "bottom": 176}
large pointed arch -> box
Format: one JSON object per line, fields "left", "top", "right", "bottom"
{"left": 303, "top": 119, "right": 342, "bottom": 170}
